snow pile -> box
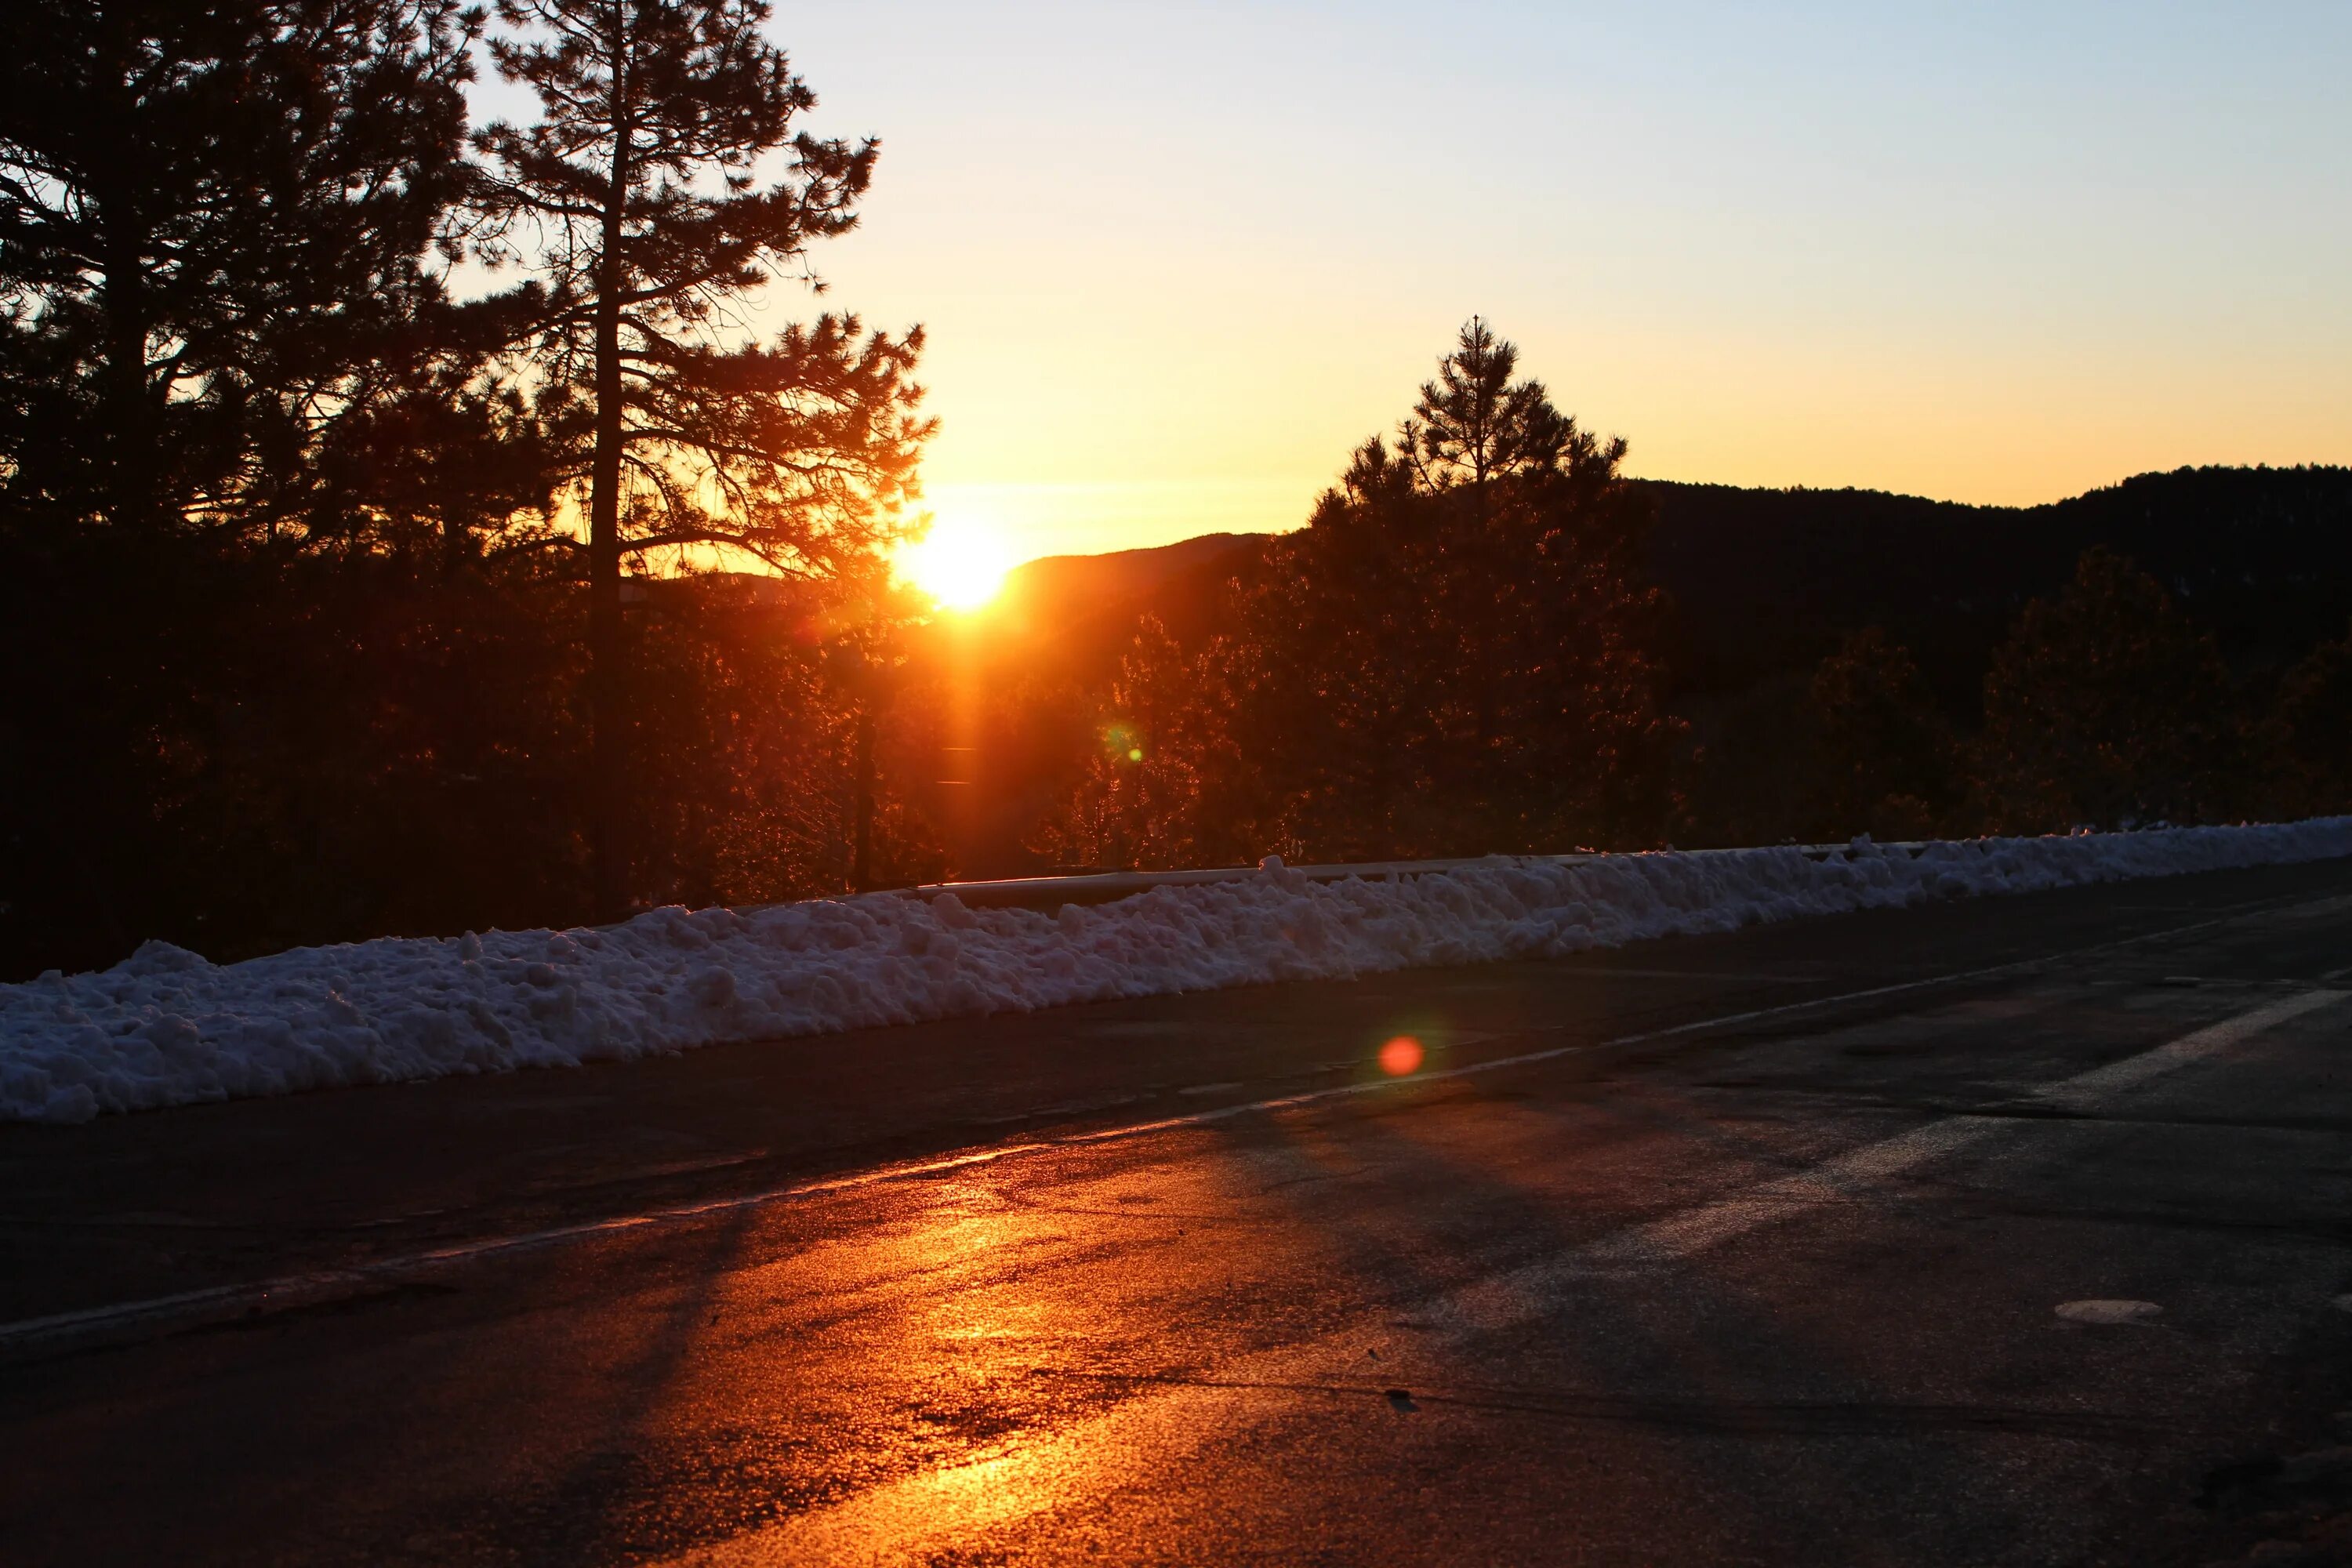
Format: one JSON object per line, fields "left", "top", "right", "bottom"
{"left": 5, "top": 819, "right": 2351, "bottom": 1124}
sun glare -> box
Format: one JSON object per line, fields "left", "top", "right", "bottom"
{"left": 902, "top": 513, "right": 1014, "bottom": 611}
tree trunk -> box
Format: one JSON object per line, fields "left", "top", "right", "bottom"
{"left": 93, "top": 16, "right": 154, "bottom": 533}
{"left": 587, "top": 38, "right": 633, "bottom": 923}
{"left": 851, "top": 703, "right": 874, "bottom": 892}
{"left": 98, "top": 223, "right": 153, "bottom": 530}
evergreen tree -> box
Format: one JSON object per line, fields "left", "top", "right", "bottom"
{"left": 1051, "top": 321, "right": 1672, "bottom": 866}
{"left": 1396, "top": 315, "right": 1580, "bottom": 499}
{"left": 1233, "top": 320, "right": 1668, "bottom": 858}
{"left": 1033, "top": 618, "right": 1247, "bottom": 871}
{"left": 1976, "top": 547, "right": 2240, "bottom": 831}
{"left": 0, "top": 0, "right": 483, "bottom": 539}
{"left": 1807, "top": 628, "right": 1955, "bottom": 839}
{"left": 2262, "top": 619, "right": 2352, "bottom": 818}
{"left": 473, "top": 0, "right": 933, "bottom": 916}
{"left": 0, "top": 0, "right": 526, "bottom": 977}
{"left": 299, "top": 354, "right": 570, "bottom": 568}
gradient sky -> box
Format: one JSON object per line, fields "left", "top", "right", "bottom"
{"left": 572, "top": 2, "right": 2352, "bottom": 563}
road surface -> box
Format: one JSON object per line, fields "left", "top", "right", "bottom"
{"left": 5, "top": 858, "right": 2352, "bottom": 1566}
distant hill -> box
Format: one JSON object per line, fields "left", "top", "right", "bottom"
{"left": 985, "top": 532, "right": 1262, "bottom": 665}
{"left": 910, "top": 463, "right": 2352, "bottom": 876}
{"left": 1000, "top": 532, "right": 1261, "bottom": 615}
{"left": 989, "top": 465, "right": 2352, "bottom": 713}
{"left": 1641, "top": 465, "right": 2352, "bottom": 708}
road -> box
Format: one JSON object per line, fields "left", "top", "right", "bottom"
{"left": 5, "top": 858, "right": 2352, "bottom": 1566}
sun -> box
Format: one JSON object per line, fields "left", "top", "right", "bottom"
{"left": 900, "top": 511, "right": 1014, "bottom": 611}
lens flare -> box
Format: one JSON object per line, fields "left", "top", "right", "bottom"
{"left": 1378, "top": 1035, "right": 1424, "bottom": 1076}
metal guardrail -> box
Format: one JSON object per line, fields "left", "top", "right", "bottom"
{"left": 885, "top": 842, "right": 1933, "bottom": 911}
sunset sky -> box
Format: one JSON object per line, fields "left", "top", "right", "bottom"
{"left": 557, "top": 2, "right": 2352, "bottom": 567}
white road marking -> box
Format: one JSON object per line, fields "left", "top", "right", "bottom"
{"left": 1577, "top": 989, "right": 2343, "bottom": 1276}
{"left": 2034, "top": 990, "right": 2343, "bottom": 1111}
{"left": 1581, "top": 1116, "right": 2005, "bottom": 1269}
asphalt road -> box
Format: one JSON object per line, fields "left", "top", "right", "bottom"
{"left": 6, "top": 858, "right": 2352, "bottom": 1566}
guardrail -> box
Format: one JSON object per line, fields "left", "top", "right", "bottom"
{"left": 884, "top": 842, "right": 1932, "bottom": 911}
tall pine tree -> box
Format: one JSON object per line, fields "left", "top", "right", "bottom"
{"left": 474, "top": 0, "right": 932, "bottom": 916}
{"left": 0, "top": 0, "right": 482, "bottom": 539}
{"left": 0, "top": 0, "right": 508, "bottom": 975}
{"left": 1396, "top": 315, "right": 1577, "bottom": 500}
{"left": 1048, "top": 321, "right": 1672, "bottom": 866}
{"left": 1234, "top": 320, "right": 1668, "bottom": 857}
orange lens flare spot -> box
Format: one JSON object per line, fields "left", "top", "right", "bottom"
{"left": 1378, "top": 1035, "right": 1425, "bottom": 1076}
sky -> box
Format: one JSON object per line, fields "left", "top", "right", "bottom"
{"left": 503, "top": 2, "right": 2352, "bottom": 568}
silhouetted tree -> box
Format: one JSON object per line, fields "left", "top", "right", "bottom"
{"left": 1397, "top": 315, "right": 1576, "bottom": 501}
{"left": 1231, "top": 321, "right": 1670, "bottom": 858}
{"left": 1807, "top": 628, "right": 1956, "bottom": 839}
{"left": 627, "top": 578, "right": 941, "bottom": 906}
{"left": 1033, "top": 618, "right": 1249, "bottom": 870}
{"left": 474, "top": 0, "right": 933, "bottom": 916}
{"left": 1051, "top": 321, "right": 1673, "bottom": 866}
{"left": 0, "top": 0, "right": 484, "bottom": 539}
{"left": 0, "top": 0, "right": 539, "bottom": 978}
{"left": 2261, "top": 619, "right": 2352, "bottom": 818}
{"left": 299, "top": 357, "right": 571, "bottom": 569}
{"left": 1975, "top": 547, "right": 2239, "bottom": 831}
{"left": 0, "top": 0, "right": 949, "bottom": 977}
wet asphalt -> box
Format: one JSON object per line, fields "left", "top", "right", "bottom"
{"left": 4, "top": 858, "right": 2352, "bottom": 1566}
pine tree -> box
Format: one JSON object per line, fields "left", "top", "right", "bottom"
{"left": 1047, "top": 321, "right": 1672, "bottom": 866}
{"left": 474, "top": 0, "right": 934, "bottom": 916}
{"left": 1230, "top": 320, "right": 1668, "bottom": 858}
{"left": 1397, "top": 315, "right": 1580, "bottom": 498}
{"left": 0, "top": 0, "right": 520, "bottom": 975}
{"left": 2263, "top": 620, "right": 2352, "bottom": 818}
{"left": 1033, "top": 618, "right": 1247, "bottom": 871}
{"left": 1976, "top": 547, "right": 2240, "bottom": 831}
{"left": 0, "top": 0, "right": 483, "bottom": 539}
{"left": 1807, "top": 628, "right": 1955, "bottom": 839}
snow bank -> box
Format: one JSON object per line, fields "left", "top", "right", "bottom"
{"left": 6, "top": 820, "right": 2351, "bottom": 1124}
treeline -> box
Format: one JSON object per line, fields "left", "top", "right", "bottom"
{"left": 1, "top": 0, "right": 938, "bottom": 978}
{"left": 1646, "top": 465, "right": 2352, "bottom": 709}
{"left": 1011, "top": 333, "right": 2352, "bottom": 871}
{"left": 1675, "top": 546, "right": 2352, "bottom": 848}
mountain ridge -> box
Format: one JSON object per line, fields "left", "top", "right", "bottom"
{"left": 985, "top": 463, "right": 2352, "bottom": 706}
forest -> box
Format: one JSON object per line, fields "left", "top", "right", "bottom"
{"left": 905, "top": 425, "right": 2352, "bottom": 884}
{"left": 5, "top": 2, "right": 2350, "bottom": 983}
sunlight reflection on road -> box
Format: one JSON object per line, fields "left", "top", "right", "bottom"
{"left": 643, "top": 1084, "right": 1670, "bottom": 1566}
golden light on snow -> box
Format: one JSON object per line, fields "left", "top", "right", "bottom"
{"left": 902, "top": 509, "right": 1014, "bottom": 611}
